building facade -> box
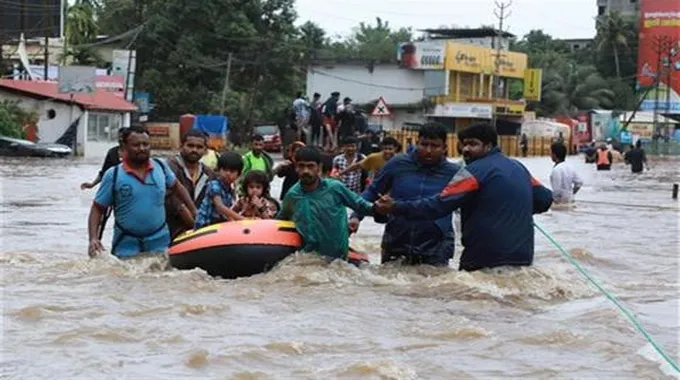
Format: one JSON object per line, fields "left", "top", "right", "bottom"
{"left": 306, "top": 60, "right": 428, "bottom": 130}
{"left": 0, "top": 79, "right": 137, "bottom": 158}
{"left": 305, "top": 31, "right": 532, "bottom": 134}
{"left": 597, "top": 0, "right": 640, "bottom": 18}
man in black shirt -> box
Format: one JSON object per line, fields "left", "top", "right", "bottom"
{"left": 624, "top": 140, "right": 648, "bottom": 173}
{"left": 80, "top": 127, "right": 126, "bottom": 190}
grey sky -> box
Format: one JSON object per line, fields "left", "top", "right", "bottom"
{"left": 295, "top": 0, "right": 597, "bottom": 40}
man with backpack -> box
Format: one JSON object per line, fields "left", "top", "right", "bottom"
{"left": 86, "top": 125, "right": 197, "bottom": 258}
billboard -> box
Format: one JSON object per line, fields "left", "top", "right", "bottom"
{"left": 637, "top": 0, "right": 680, "bottom": 113}
{"left": 397, "top": 41, "right": 446, "bottom": 70}
{"left": 445, "top": 42, "right": 527, "bottom": 79}
{"left": 0, "top": 0, "right": 63, "bottom": 39}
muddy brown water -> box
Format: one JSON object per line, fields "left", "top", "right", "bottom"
{"left": 1, "top": 155, "right": 678, "bottom": 379}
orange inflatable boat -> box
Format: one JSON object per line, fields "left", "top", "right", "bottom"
{"left": 169, "top": 219, "right": 369, "bottom": 279}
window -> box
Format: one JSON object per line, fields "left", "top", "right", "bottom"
{"left": 598, "top": 6, "right": 605, "bottom": 15}
{"left": 87, "top": 112, "right": 122, "bottom": 141}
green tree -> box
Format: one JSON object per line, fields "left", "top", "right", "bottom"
{"left": 344, "top": 17, "right": 412, "bottom": 61}
{"left": 534, "top": 65, "right": 614, "bottom": 116}
{"left": 0, "top": 100, "right": 37, "bottom": 138}
{"left": 595, "top": 11, "right": 632, "bottom": 78}
{"left": 61, "top": 0, "right": 102, "bottom": 65}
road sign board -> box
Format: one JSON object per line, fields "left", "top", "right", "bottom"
{"left": 371, "top": 96, "right": 391, "bottom": 117}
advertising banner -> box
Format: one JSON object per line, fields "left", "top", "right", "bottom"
{"left": 523, "top": 69, "right": 543, "bottom": 101}
{"left": 397, "top": 41, "right": 446, "bottom": 70}
{"left": 445, "top": 42, "right": 527, "bottom": 78}
{"left": 637, "top": 0, "right": 680, "bottom": 113}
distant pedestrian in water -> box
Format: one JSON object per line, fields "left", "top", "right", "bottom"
{"left": 596, "top": 144, "right": 613, "bottom": 171}
{"left": 520, "top": 133, "right": 528, "bottom": 157}
{"left": 624, "top": 140, "right": 648, "bottom": 174}
{"left": 550, "top": 142, "right": 583, "bottom": 204}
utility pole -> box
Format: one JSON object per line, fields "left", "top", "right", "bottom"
{"left": 663, "top": 37, "right": 675, "bottom": 138}
{"left": 220, "top": 52, "right": 233, "bottom": 115}
{"left": 44, "top": 0, "right": 51, "bottom": 81}
{"left": 492, "top": 0, "right": 511, "bottom": 128}
{"left": 651, "top": 35, "right": 672, "bottom": 137}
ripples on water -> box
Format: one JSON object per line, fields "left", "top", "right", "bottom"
{"left": 1, "top": 155, "right": 678, "bottom": 379}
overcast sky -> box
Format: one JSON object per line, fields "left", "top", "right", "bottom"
{"left": 294, "top": 0, "right": 597, "bottom": 40}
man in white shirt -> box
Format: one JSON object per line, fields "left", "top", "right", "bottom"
{"left": 550, "top": 142, "right": 583, "bottom": 204}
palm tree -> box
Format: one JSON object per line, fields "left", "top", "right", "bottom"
{"left": 596, "top": 11, "right": 630, "bottom": 78}
{"left": 537, "top": 65, "right": 614, "bottom": 116}
{"left": 61, "top": 0, "right": 100, "bottom": 65}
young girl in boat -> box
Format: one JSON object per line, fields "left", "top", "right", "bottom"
{"left": 232, "top": 170, "right": 279, "bottom": 219}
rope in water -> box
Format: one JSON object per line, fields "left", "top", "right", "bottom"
{"left": 578, "top": 200, "right": 678, "bottom": 211}
{"left": 533, "top": 222, "right": 680, "bottom": 373}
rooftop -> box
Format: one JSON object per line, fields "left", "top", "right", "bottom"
{"left": 420, "top": 28, "right": 515, "bottom": 39}
{"left": 0, "top": 79, "right": 138, "bottom": 112}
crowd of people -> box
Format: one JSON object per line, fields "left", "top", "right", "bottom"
{"left": 82, "top": 118, "right": 559, "bottom": 273}
{"left": 287, "top": 91, "right": 383, "bottom": 153}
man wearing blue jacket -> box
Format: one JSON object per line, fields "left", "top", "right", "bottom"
{"left": 349, "top": 122, "right": 460, "bottom": 266}
{"left": 376, "top": 122, "right": 553, "bottom": 272}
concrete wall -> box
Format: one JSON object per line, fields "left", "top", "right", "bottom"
{"left": 306, "top": 63, "right": 425, "bottom": 105}
{"left": 0, "top": 90, "right": 84, "bottom": 143}
{"left": 367, "top": 109, "right": 426, "bottom": 131}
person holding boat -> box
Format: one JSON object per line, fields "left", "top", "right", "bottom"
{"left": 87, "top": 126, "right": 197, "bottom": 258}
{"left": 375, "top": 122, "right": 553, "bottom": 272}
{"left": 277, "top": 146, "right": 380, "bottom": 263}
{"left": 165, "top": 129, "right": 216, "bottom": 240}
{"left": 349, "top": 123, "right": 460, "bottom": 267}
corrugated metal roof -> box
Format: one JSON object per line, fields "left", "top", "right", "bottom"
{"left": 0, "top": 79, "right": 137, "bottom": 112}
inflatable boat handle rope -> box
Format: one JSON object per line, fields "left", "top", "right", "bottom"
{"left": 534, "top": 222, "right": 679, "bottom": 373}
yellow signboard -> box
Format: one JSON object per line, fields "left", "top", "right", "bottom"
{"left": 627, "top": 123, "right": 654, "bottom": 139}
{"left": 523, "top": 68, "right": 543, "bottom": 101}
{"left": 445, "top": 42, "right": 527, "bottom": 78}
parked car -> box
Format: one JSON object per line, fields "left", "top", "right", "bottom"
{"left": 0, "top": 136, "right": 72, "bottom": 158}
{"left": 252, "top": 123, "right": 282, "bottom": 152}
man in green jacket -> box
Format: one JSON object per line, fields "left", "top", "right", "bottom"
{"left": 242, "top": 134, "right": 275, "bottom": 181}
{"left": 277, "top": 146, "right": 379, "bottom": 261}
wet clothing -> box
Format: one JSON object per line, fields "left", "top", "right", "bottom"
{"left": 276, "top": 162, "right": 299, "bottom": 201}
{"left": 596, "top": 149, "right": 613, "bottom": 171}
{"left": 94, "top": 158, "right": 176, "bottom": 258}
{"left": 550, "top": 161, "right": 583, "bottom": 204}
{"left": 625, "top": 147, "right": 646, "bottom": 173}
{"left": 242, "top": 151, "right": 274, "bottom": 181}
{"left": 333, "top": 153, "right": 365, "bottom": 193}
{"left": 391, "top": 148, "right": 553, "bottom": 271}
{"left": 194, "top": 179, "right": 236, "bottom": 229}
{"left": 165, "top": 155, "right": 215, "bottom": 239}
{"left": 277, "top": 178, "right": 375, "bottom": 260}
{"left": 232, "top": 196, "right": 279, "bottom": 219}
{"left": 351, "top": 151, "right": 460, "bottom": 266}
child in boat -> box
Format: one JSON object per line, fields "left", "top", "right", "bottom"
{"left": 232, "top": 170, "right": 279, "bottom": 219}
{"left": 277, "top": 146, "right": 380, "bottom": 261}
{"left": 194, "top": 152, "right": 244, "bottom": 229}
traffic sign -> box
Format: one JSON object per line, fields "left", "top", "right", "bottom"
{"left": 371, "top": 96, "right": 391, "bottom": 117}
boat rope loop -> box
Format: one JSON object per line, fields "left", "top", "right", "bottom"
{"left": 533, "top": 222, "right": 680, "bottom": 373}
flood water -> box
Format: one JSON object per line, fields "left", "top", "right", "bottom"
{"left": 1, "top": 154, "right": 678, "bottom": 379}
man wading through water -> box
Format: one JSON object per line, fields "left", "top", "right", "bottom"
{"left": 349, "top": 123, "right": 460, "bottom": 267}
{"left": 87, "top": 126, "right": 197, "bottom": 258}
{"left": 165, "top": 129, "right": 215, "bottom": 239}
